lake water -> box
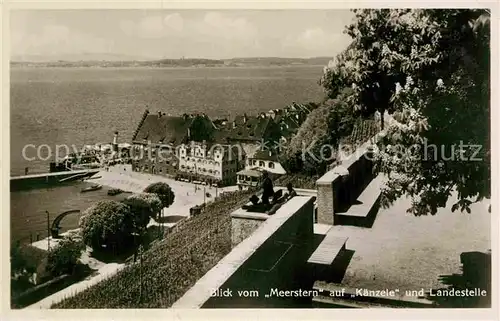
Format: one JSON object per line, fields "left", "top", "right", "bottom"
{"left": 10, "top": 66, "right": 326, "bottom": 243}
{"left": 10, "top": 182, "right": 129, "bottom": 245}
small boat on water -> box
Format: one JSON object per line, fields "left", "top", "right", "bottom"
{"left": 81, "top": 184, "right": 102, "bottom": 193}
{"left": 107, "top": 188, "right": 123, "bottom": 196}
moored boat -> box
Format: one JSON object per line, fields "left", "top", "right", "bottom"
{"left": 81, "top": 184, "right": 102, "bottom": 193}
{"left": 107, "top": 188, "right": 123, "bottom": 196}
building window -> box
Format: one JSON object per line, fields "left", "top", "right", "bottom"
{"left": 269, "top": 162, "right": 275, "bottom": 169}
{"left": 259, "top": 161, "right": 265, "bottom": 167}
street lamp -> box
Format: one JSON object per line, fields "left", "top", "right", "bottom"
{"left": 139, "top": 244, "right": 143, "bottom": 304}
{"left": 46, "top": 211, "right": 50, "bottom": 252}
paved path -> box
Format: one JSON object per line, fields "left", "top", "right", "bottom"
{"left": 26, "top": 251, "right": 125, "bottom": 309}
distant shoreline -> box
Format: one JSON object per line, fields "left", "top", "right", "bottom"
{"left": 10, "top": 57, "right": 332, "bottom": 69}
{"left": 10, "top": 64, "right": 327, "bottom": 70}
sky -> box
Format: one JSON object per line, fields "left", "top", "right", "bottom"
{"left": 10, "top": 10, "right": 354, "bottom": 60}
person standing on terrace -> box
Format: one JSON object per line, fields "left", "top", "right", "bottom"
{"left": 285, "top": 182, "right": 297, "bottom": 200}
{"left": 260, "top": 171, "right": 274, "bottom": 205}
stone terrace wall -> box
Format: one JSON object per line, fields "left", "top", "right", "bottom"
{"left": 172, "top": 196, "right": 315, "bottom": 308}
{"left": 315, "top": 113, "right": 397, "bottom": 225}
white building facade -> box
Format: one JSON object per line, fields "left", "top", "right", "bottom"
{"left": 178, "top": 142, "right": 242, "bottom": 186}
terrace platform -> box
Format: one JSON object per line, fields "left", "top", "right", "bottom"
{"left": 231, "top": 187, "right": 316, "bottom": 247}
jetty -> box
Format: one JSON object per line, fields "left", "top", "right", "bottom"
{"left": 10, "top": 169, "right": 100, "bottom": 191}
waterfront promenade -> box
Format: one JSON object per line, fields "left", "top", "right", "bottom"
{"left": 93, "top": 164, "right": 239, "bottom": 217}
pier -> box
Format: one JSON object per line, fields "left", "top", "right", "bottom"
{"left": 10, "top": 169, "right": 100, "bottom": 191}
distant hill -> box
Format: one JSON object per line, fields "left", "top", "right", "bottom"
{"left": 225, "top": 57, "right": 332, "bottom": 66}
{"left": 10, "top": 56, "right": 333, "bottom": 68}
{"left": 11, "top": 52, "right": 156, "bottom": 63}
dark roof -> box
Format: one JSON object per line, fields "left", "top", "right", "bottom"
{"left": 274, "top": 114, "right": 301, "bottom": 137}
{"left": 132, "top": 113, "right": 215, "bottom": 145}
{"left": 251, "top": 149, "right": 280, "bottom": 161}
{"left": 220, "top": 115, "right": 273, "bottom": 142}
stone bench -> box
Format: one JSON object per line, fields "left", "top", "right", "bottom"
{"left": 307, "top": 230, "right": 348, "bottom": 282}
{"left": 335, "top": 174, "right": 385, "bottom": 226}
{"left": 308, "top": 231, "right": 348, "bottom": 265}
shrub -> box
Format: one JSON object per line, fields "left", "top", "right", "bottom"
{"left": 282, "top": 88, "right": 357, "bottom": 176}
{"left": 143, "top": 182, "right": 175, "bottom": 211}
{"left": 79, "top": 200, "right": 134, "bottom": 253}
{"left": 11, "top": 243, "right": 46, "bottom": 277}
{"left": 122, "top": 193, "right": 162, "bottom": 228}
{"left": 46, "top": 236, "right": 85, "bottom": 278}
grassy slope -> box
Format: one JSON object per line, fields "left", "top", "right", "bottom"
{"left": 52, "top": 189, "right": 254, "bottom": 308}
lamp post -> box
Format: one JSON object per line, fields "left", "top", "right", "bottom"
{"left": 139, "top": 244, "right": 143, "bottom": 304}
{"left": 46, "top": 211, "right": 50, "bottom": 252}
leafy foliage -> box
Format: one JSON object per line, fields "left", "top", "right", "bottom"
{"left": 282, "top": 87, "right": 357, "bottom": 175}
{"left": 321, "top": 9, "right": 490, "bottom": 215}
{"left": 46, "top": 236, "right": 85, "bottom": 277}
{"left": 122, "top": 193, "right": 163, "bottom": 229}
{"left": 79, "top": 200, "right": 134, "bottom": 252}
{"left": 143, "top": 182, "right": 175, "bottom": 210}
{"left": 11, "top": 243, "right": 46, "bottom": 277}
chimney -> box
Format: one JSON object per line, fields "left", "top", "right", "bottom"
{"left": 158, "top": 111, "right": 162, "bottom": 118}
{"left": 232, "top": 121, "right": 236, "bottom": 129}
{"left": 243, "top": 113, "right": 248, "bottom": 123}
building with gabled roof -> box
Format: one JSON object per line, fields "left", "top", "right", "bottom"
{"left": 177, "top": 141, "right": 244, "bottom": 186}
{"left": 215, "top": 113, "right": 281, "bottom": 158}
{"left": 236, "top": 148, "right": 286, "bottom": 189}
{"left": 130, "top": 110, "right": 217, "bottom": 176}
{"left": 132, "top": 111, "right": 216, "bottom": 146}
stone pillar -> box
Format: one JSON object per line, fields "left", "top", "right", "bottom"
{"left": 316, "top": 172, "right": 340, "bottom": 225}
